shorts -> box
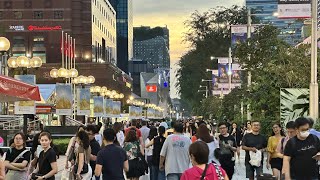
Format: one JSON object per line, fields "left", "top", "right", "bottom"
{"left": 270, "top": 158, "right": 283, "bottom": 171}
{"left": 245, "top": 163, "right": 263, "bottom": 179}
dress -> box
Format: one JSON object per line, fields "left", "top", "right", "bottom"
{"left": 124, "top": 141, "right": 143, "bottom": 178}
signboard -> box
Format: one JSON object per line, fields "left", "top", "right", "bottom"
{"left": 146, "top": 85, "right": 157, "bottom": 92}
{"left": 218, "top": 63, "right": 230, "bottom": 83}
{"left": 77, "top": 88, "right": 90, "bottom": 115}
{"left": 56, "top": 83, "right": 73, "bottom": 115}
{"left": 147, "top": 108, "right": 155, "bottom": 119}
{"left": 104, "top": 99, "right": 113, "bottom": 117}
{"left": 129, "top": 106, "right": 137, "bottom": 119}
{"left": 14, "top": 75, "right": 36, "bottom": 114}
{"left": 278, "top": 0, "right": 311, "bottom": 19}
{"left": 93, "top": 96, "right": 104, "bottom": 117}
{"left": 28, "top": 25, "right": 62, "bottom": 31}
{"left": 232, "top": 64, "right": 241, "bottom": 84}
{"left": 112, "top": 101, "right": 121, "bottom": 117}
{"left": 9, "top": 25, "right": 25, "bottom": 31}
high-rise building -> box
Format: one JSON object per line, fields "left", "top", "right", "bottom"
{"left": 0, "top": 0, "right": 117, "bottom": 64}
{"left": 134, "top": 26, "right": 170, "bottom": 49}
{"left": 110, "top": 0, "right": 133, "bottom": 73}
{"left": 246, "top": 0, "right": 304, "bottom": 45}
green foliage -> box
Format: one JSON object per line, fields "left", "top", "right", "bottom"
{"left": 53, "top": 138, "right": 70, "bottom": 155}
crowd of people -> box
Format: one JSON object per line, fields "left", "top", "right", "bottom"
{"left": 0, "top": 117, "right": 318, "bottom": 179}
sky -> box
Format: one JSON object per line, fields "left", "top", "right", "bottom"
{"left": 133, "top": 0, "right": 244, "bottom": 98}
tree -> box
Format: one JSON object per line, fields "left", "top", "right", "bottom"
{"left": 176, "top": 6, "right": 258, "bottom": 113}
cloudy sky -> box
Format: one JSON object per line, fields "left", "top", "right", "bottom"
{"left": 133, "top": 0, "right": 244, "bottom": 98}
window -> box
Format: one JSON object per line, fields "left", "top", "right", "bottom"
{"left": 34, "top": 11, "right": 43, "bottom": 19}
{"left": 54, "top": 11, "right": 63, "bottom": 19}
{"left": 13, "top": 36, "right": 25, "bottom": 47}
{"left": 33, "top": 36, "right": 45, "bottom": 47}
{"left": 14, "top": 11, "right": 22, "bottom": 19}
{"left": 0, "top": 12, "right": 2, "bottom": 19}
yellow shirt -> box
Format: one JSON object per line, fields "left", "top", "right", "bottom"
{"left": 267, "top": 136, "right": 283, "bottom": 158}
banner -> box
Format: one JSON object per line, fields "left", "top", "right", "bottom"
{"left": 278, "top": 0, "right": 311, "bottom": 19}
{"left": 137, "top": 107, "right": 143, "bottom": 119}
{"left": 129, "top": 106, "right": 137, "bottom": 119}
{"left": 112, "top": 101, "right": 121, "bottom": 117}
{"left": 14, "top": 75, "right": 36, "bottom": 114}
{"left": 231, "top": 25, "right": 248, "bottom": 47}
{"left": 147, "top": 108, "right": 155, "bottom": 119}
{"left": 93, "top": 96, "right": 104, "bottom": 117}
{"left": 231, "top": 63, "right": 241, "bottom": 84}
{"left": 218, "top": 63, "right": 230, "bottom": 83}
{"left": 77, "top": 88, "right": 90, "bottom": 115}
{"left": 105, "top": 99, "right": 113, "bottom": 117}
{"left": 56, "top": 83, "right": 73, "bottom": 115}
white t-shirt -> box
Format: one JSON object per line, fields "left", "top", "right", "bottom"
{"left": 160, "top": 122, "right": 168, "bottom": 129}
{"left": 95, "top": 134, "right": 103, "bottom": 146}
{"left": 145, "top": 138, "right": 153, "bottom": 156}
{"left": 116, "top": 131, "right": 125, "bottom": 147}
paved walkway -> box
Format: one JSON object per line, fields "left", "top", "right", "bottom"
{"left": 56, "top": 150, "right": 272, "bottom": 179}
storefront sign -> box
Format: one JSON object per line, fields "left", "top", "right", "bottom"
{"left": 146, "top": 85, "right": 157, "bottom": 92}
{"left": 278, "top": 0, "right": 311, "bottom": 19}
{"left": 9, "top": 25, "right": 25, "bottom": 31}
{"left": 28, "top": 25, "right": 62, "bottom": 31}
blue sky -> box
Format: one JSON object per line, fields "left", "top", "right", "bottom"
{"left": 133, "top": 0, "right": 244, "bottom": 98}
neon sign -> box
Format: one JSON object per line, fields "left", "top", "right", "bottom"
{"left": 28, "top": 25, "right": 62, "bottom": 31}
{"left": 9, "top": 25, "right": 25, "bottom": 31}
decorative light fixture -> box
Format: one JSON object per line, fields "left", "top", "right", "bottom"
{"left": 57, "top": 68, "right": 68, "bottom": 78}
{"left": 68, "top": 68, "right": 78, "bottom": 78}
{"left": 50, "top": 68, "right": 59, "bottom": 78}
{"left": 7, "top": 57, "right": 18, "bottom": 68}
{"left": 88, "top": 75, "right": 95, "bottom": 84}
{"left": 30, "top": 57, "right": 42, "bottom": 68}
{"left": 16, "top": 56, "right": 29, "bottom": 67}
{"left": 0, "top": 37, "right": 10, "bottom": 52}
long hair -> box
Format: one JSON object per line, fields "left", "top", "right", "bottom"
{"left": 113, "top": 122, "right": 123, "bottom": 134}
{"left": 148, "top": 126, "right": 158, "bottom": 140}
{"left": 197, "top": 124, "right": 214, "bottom": 143}
{"left": 76, "top": 130, "right": 90, "bottom": 150}
{"left": 125, "top": 128, "right": 138, "bottom": 142}
{"left": 271, "top": 123, "right": 286, "bottom": 136}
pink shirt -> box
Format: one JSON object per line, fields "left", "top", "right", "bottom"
{"left": 181, "top": 164, "right": 226, "bottom": 180}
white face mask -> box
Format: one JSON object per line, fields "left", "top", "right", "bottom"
{"left": 300, "top": 130, "right": 310, "bottom": 138}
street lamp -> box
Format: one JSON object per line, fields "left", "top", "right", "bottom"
{"left": 202, "top": 79, "right": 213, "bottom": 82}
{"left": 199, "top": 85, "right": 208, "bottom": 98}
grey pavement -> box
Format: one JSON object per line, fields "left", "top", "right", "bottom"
{"left": 56, "top": 150, "right": 272, "bottom": 180}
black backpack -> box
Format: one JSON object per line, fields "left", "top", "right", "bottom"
{"left": 152, "top": 135, "right": 166, "bottom": 166}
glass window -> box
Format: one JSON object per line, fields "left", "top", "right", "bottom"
{"left": 54, "top": 11, "right": 63, "bottom": 19}
{"left": 12, "top": 37, "right": 25, "bottom": 47}
{"left": 14, "top": 11, "right": 22, "bottom": 19}
{"left": 34, "top": 11, "right": 43, "bottom": 19}
{"left": 33, "top": 36, "right": 45, "bottom": 47}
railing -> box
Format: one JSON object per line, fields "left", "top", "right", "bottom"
{"left": 65, "top": 116, "right": 84, "bottom": 126}
{"left": 0, "top": 115, "right": 23, "bottom": 130}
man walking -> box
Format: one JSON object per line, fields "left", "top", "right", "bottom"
{"left": 283, "top": 117, "right": 320, "bottom": 180}
{"left": 86, "top": 125, "right": 101, "bottom": 174}
{"left": 242, "top": 120, "right": 267, "bottom": 180}
{"left": 218, "top": 122, "right": 237, "bottom": 179}
{"left": 159, "top": 122, "right": 191, "bottom": 180}
{"left": 95, "top": 128, "right": 128, "bottom": 180}
{"left": 140, "top": 119, "right": 150, "bottom": 143}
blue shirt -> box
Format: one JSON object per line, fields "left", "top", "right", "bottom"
{"left": 310, "top": 128, "right": 320, "bottom": 139}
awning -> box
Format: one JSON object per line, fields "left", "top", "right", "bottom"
{"left": 0, "top": 75, "right": 41, "bottom": 102}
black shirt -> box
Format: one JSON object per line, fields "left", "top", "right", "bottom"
{"left": 96, "top": 144, "right": 127, "bottom": 180}
{"left": 90, "top": 139, "right": 101, "bottom": 172}
{"left": 5, "top": 147, "right": 31, "bottom": 164}
{"left": 241, "top": 133, "right": 267, "bottom": 164}
{"left": 152, "top": 135, "right": 166, "bottom": 166}
{"left": 219, "top": 134, "right": 237, "bottom": 166}
{"left": 284, "top": 135, "right": 320, "bottom": 179}
{"left": 38, "top": 147, "right": 57, "bottom": 180}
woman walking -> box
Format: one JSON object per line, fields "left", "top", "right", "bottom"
{"left": 267, "top": 123, "right": 285, "bottom": 180}
{"left": 145, "top": 126, "right": 157, "bottom": 180}
{"left": 74, "top": 130, "right": 92, "bottom": 180}
{"left": 113, "top": 122, "right": 125, "bottom": 147}
{"left": 124, "top": 128, "right": 145, "bottom": 180}
{"left": 30, "top": 132, "right": 57, "bottom": 180}
{"left": 197, "top": 124, "right": 220, "bottom": 165}
{"left": 5, "top": 132, "right": 31, "bottom": 180}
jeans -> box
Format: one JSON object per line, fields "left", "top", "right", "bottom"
{"left": 166, "top": 173, "right": 181, "bottom": 180}
{"left": 151, "top": 166, "right": 166, "bottom": 180}
{"left": 147, "top": 156, "right": 154, "bottom": 180}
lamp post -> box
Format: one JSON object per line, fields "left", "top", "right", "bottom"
{"left": 199, "top": 85, "right": 208, "bottom": 98}
{"left": 7, "top": 55, "right": 43, "bottom": 134}
{"left": 0, "top": 37, "right": 10, "bottom": 115}
{"left": 309, "top": 0, "right": 318, "bottom": 119}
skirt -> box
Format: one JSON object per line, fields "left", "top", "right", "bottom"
{"left": 126, "top": 158, "right": 147, "bottom": 178}
{"left": 6, "top": 170, "right": 28, "bottom": 180}
{"left": 270, "top": 158, "right": 283, "bottom": 171}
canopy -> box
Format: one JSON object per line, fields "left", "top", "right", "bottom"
{"left": 0, "top": 75, "right": 41, "bottom": 102}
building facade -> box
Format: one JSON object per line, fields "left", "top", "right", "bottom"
{"left": 133, "top": 36, "right": 170, "bottom": 69}
{"left": 110, "top": 0, "right": 133, "bottom": 73}
{"left": 0, "top": 0, "right": 117, "bottom": 64}
{"left": 128, "top": 59, "right": 153, "bottom": 96}
{"left": 246, "top": 0, "right": 303, "bottom": 45}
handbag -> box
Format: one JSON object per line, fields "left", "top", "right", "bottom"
{"left": 73, "top": 151, "right": 89, "bottom": 174}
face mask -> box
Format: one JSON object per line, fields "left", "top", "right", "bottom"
{"left": 300, "top": 130, "right": 310, "bottom": 138}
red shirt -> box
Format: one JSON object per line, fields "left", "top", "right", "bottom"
{"left": 125, "top": 127, "right": 142, "bottom": 138}
{"left": 181, "top": 164, "right": 226, "bottom": 180}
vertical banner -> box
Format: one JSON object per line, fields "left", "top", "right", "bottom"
{"left": 105, "top": 99, "right": 113, "bottom": 117}
{"left": 231, "top": 63, "right": 242, "bottom": 85}
{"left": 137, "top": 107, "right": 142, "bottom": 119}
{"left": 112, "top": 101, "right": 121, "bottom": 117}
{"left": 56, "top": 83, "right": 73, "bottom": 115}
{"left": 14, "top": 75, "right": 36, "bottom": 114}
{"left": 231, "top": 25, "right": 248, "bottom": 48}
{"left": 218, "top": 63, "right": 230, "bottom": 83}
{"left": 278, "top": 0, "right": 311, "bottom": 19}
{"left": 77, "top": 88, "right": 90, "bottom": 115}
{"left": 129, "top": 106, "right": 136, "bottom": 119}
{"left": 93, "top": 96, "right": 104, "bottom": 117}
